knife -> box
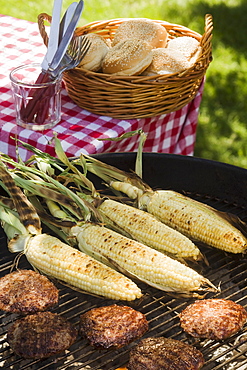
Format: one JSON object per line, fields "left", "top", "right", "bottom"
{"left": 59, "top": 2, "right": 78, "bottom": 42}
{"left": 47, "top": 0, "right": 84, "bottom": 73}
{"left": 41, "top": 0, "right": 63, "bottom": 71}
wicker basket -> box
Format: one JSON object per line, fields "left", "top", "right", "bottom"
{"left": 38, "top": 14, "right": 213, "bottom": 119}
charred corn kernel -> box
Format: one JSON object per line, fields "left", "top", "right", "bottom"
{"left": 98, "top": 199, "right": 201, "bottom": 260}
{"left": 140, "top": 190, "right": 247, "bottom": 254}
{"left": 24, "top": 233, "right": 142, "bottom": 301}
{"left": 72, "top": 224, "right": 217, "bottom": 295}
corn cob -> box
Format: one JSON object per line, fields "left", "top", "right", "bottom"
{"left": 71, "top": 223, "right": 217, "bottom": 296}
{"left": 139, "top": 190, "right": 247, "bottom": 254}
{"left": 97, "top": 198, "right": 202, "bottom": 261}
{"left": 81, "top": 155, "right": 247, "bottom": 255}
{"left": 8, "top": 233, "right": 142, "bottom": 301}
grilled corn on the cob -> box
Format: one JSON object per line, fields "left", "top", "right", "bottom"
{"left": 139, "top": 190, "right": 247, "bottom": 254}
{"left": 71, "top": 223, "right": 217, "bottom": 296}
{"left": 8, "top": 233, "right": 143, "bottom": 301}
{"left": 82, "top": 155, "right": 247, "bottom": 255}
{"left": 97, "top": 199, "right": 202, "bottom": 261}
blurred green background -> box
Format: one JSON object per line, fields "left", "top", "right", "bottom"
{"left": 1, "top": 0, "right": 247, "bottom": 168}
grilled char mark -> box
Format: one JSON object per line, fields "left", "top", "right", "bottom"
{"left": 0, "top": 195, "right": 15, "bottom": 208}
{"left": 79, "top": 304, "right": 148, "bottom": 349}
{"left": 128, "top": 337, "right": 204, "bottom": 370}
{"left": 0, "top": 166, "right": 41, "bottom": 235}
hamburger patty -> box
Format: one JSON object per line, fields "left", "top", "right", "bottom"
{"left": 79, "top": 304, "right": 148, "bottom": 349}
{"left": 7, "top": 311, "right": 77, "bottom": 359}
{"left": 128, "top": 337, "right": 204, "bottom": 370}
{"left": 0, "top": 269, "right": 59, "bottom": 314}
{"left": 179, "top": 298, "right": 247, "bottom": 340}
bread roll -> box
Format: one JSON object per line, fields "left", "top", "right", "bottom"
{"left": 142, "top": 48, "right": 190, "bottom": 76}
{"left": 78, "top": 33, "right": 110, "bottom": 71}
{"left": 112, "top": 18, "right": 168, "bottom": 48}
{"left": 102, "top": 38, "right": 153, "bottom": 76}
{"left": 167, "top": 36, "right": 200, "bottom": 60}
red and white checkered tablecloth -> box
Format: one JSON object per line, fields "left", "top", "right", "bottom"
{"left": 0, "top": 14, "right": 204, "bottom": 161}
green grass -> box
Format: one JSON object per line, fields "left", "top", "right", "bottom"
{"left": 1, "top": 0, "right": 247, "bottom": 169}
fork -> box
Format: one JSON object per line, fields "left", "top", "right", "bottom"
{"left": 48, "top": 35, "right": 91, "bottom": 78}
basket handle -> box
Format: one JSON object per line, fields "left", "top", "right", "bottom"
{"left": 202, "top": 14, "right": 213, "bottom": 45}
{"left": 200, "top": 14, "right": 213, "bottom": 64}
{"left": 38, "top": 12, "right": 82, "bottom": 47}
{"left": 38, "top": 13, "right": 52, "bottom": 47}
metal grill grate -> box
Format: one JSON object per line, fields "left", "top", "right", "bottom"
{"left": 1, "top": 153, "right": 247, "bottom": 370}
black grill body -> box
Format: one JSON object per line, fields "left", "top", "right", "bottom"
{"left": 1, "top": 153, "right": 247, "bottom": 370}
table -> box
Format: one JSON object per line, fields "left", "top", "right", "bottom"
{"left": 0, "top": 14, "right": 204, "bottom": 162}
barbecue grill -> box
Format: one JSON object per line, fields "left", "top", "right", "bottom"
{"left": 1, "top": 152, "right": 247, "bottom": 370}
